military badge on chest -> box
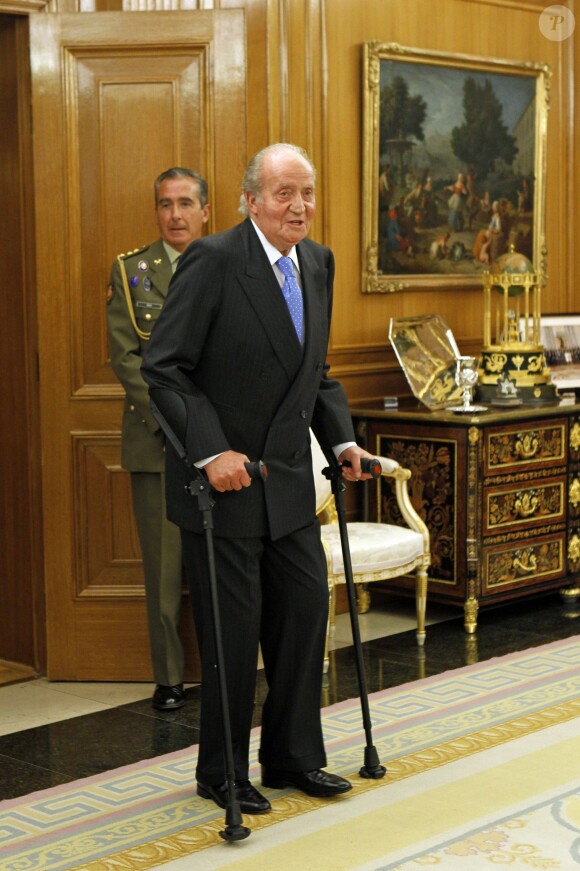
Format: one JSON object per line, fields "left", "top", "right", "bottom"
{"left": 129, "top": 273, "right": 153, "bottom": 292}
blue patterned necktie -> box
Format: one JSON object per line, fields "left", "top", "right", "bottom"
{"left": 276, "top": 256, "right": 303, "bottom": 342}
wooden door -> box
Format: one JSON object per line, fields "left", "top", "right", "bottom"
{"left": 29, "top": 9, "right": 247, "bottom": 679}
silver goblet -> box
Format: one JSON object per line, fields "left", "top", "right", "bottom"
{"left": 448, "top": 356, "right": 487, "bottom": 413}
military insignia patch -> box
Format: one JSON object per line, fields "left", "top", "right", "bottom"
{"left": 130, "top": 275, "right": 139, "bottom": 287}
{"left": 138, "top": 260, "right": 148, "bottom": 271}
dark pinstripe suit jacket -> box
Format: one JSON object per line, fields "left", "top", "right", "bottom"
{"left": 141, "top": 218, "right": 355, "bottom": 540}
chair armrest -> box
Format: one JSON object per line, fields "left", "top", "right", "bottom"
{"left": 377, "top": 456, "right": 401, "bottom": 475}
{"left": 375, "top": 456, "right": 430, "bottom": 551}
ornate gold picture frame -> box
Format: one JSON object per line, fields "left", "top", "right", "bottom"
{"left": 362, "top": 42, "right": 550, "bottom": 293}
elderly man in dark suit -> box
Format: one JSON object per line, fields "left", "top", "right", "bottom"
{"left": 141, "top": 143, "right": 373, "bottom": 814}
{"left": 107, "top": 168, "right": 210, "bottom": 711}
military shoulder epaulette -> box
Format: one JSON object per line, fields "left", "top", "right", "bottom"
{"left": 118, "top": 245, "right": 148, "bottom": 260}
{"left": 116, "top": 248, "right": 153, "bottom": 342}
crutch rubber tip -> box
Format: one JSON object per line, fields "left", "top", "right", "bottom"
{"left": 219, "top": 824, "right": 251, "bottom": 841}
{"left": 359, "top": 763, "right": 387, "bottom": 779}
{"left": 359, "top": 745, "right": 387, "bottom": 779}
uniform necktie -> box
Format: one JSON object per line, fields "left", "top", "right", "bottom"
{"left": 276, "top": 256, "right": 303, "bottom": 342}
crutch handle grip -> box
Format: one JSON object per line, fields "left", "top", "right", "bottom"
{"left": 244, "top": 460, "right": 268, "bottom": 481}
{"left": 343, "top": 458, "right": 381, "bottom": 479}
{"left": 361, "top": 457, "right": 381, "bottom": 478}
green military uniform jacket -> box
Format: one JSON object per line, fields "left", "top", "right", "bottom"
{"left": 107, "top": 239, "right": 174, "bottom": 471}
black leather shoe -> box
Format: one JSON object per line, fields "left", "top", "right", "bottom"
{"left": 197, "top": 780, "right": 271, "bottom": 814}
{"left": 152, "top": 684, "right": 185, "bottom": 711}
{"left": 261, "top": 767, "right": 352, "bottom": 797}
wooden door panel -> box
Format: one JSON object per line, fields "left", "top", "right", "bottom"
{"left": 30, "top": 9, "right": 246, "bottom": 679}
{"left": 72, "top": 434, "right": 142, "bottom": 594}
{"left": 76, "top": 50, "right": 207, "bottom": 389}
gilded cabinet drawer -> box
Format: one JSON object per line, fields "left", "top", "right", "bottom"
{"left": 482, "top": 533, "right": 566, "bottom": 594}
{"left": 484, "top": 477, "right": 566, "bottom": 535}
{"left": 484, "top": 420, "right": 567, "bottom": 474}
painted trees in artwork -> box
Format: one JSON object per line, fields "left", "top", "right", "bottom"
{"left": 451, "top": 77, "right": 518, "bottom": 181}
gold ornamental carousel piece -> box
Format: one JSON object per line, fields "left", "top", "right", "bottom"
{"left": 476, "top": 246, "right": 557, "bottom": 403}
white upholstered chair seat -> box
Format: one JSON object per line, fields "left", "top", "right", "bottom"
{"left": 321, "top": 522, "right": 426, "bottom": 580}
{"left": 310, "top": 430, "right": 430, "bottom": 668}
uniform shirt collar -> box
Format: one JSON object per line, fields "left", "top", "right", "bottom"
{"left": 161, "top": 240, "right": 182, "bottom": 270}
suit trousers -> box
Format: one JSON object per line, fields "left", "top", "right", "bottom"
{"left": 181, "top": 521, "right": 330, "bottom": 785}
{"left": 131, "top": 472, "right": 184, "bottom": 687}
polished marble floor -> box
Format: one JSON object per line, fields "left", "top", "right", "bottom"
{"left": 0, "top": 591, "right": 578, "bottom": 802}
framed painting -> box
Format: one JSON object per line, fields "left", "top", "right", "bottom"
{"left": 362, "top": 42, "right": 550, "bottom": 293}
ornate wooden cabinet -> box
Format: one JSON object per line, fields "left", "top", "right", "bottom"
{"left": 352, "top": 398, "right": 580, "bottom": 632}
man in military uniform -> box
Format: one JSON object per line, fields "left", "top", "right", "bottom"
{"left": 107, "top": 168, "right": 210, "bottom": 710}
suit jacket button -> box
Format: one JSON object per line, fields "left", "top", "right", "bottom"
{"left": 293, "top": 450, "right": 301, "bottom": 459}
{"left": 129, "top": 404, "right": 136, "bottom": 411}
{"left": 300, "top": 410, "right": 307, "bottom": 419}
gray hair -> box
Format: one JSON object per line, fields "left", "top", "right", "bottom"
{"left": 154, "top": 167, "right": 209, "bottom": 208}
{"left": 238, "top": 143, "right": 316, "bottom": 216}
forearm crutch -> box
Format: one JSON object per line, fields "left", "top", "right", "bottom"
{"left": 322, "top": 458, "right": 387, "bottom": 780}
{"left": 150, "top": 398, "right": 266, "bottom": 841}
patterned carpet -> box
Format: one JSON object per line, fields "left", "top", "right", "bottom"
{"left": 1, "top": 636, "right": 579, "bottom": 871}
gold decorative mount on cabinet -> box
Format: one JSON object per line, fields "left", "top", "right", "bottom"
{"left": 570, "top": 423, "right": 580, "bottom": 452}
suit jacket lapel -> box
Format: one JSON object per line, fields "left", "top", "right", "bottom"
{"left": 238, "top": 221, "right": 305, "bottom": 379}
{"left": 297, "top": 241, "right": 328, "bottom": 365}
{"left": 285, "top": 241, "right": 329, "bottom": 399}
{"left": 237, "top": 221, "right": 330, "bottom": 398}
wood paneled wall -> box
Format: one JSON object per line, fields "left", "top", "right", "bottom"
{"left": 66, "top": 0, "right": 575, "bottom": 404}
{"left": 0, "top": 15, "right": 44, "bottom": 671}
{"left": 20, "top": 0, "right": 580, "bottom": 401}
{"left": 322, "top": 0, "right": 575, "bottom": 400}
{"left": 220, "top": 0, "right": 575, "bottom": 403}
{"left": 31, "top": 0, "right": 574, "bottom": 398}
